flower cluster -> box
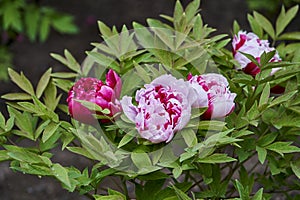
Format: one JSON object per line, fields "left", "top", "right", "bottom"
{"left": 232, "top": 30, "right": 281, "bottom": 76}
{"left": 68, "top": 71, "right": 236, "bottom": 143}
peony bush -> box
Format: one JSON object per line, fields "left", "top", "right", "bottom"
{"left": 0, "top": 0, "right": 300, "bottom": 199}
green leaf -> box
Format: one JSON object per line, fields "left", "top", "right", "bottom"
{"left": 259, "top": 83, "right": 270, "bottom": 107}
{"left": 66, "top": 147, "right": 95, "bottom": 160}
{"left": 117, "top": 130, "right": 137, "bottom": 148}
{"left": 252, "top": 188, "right": 263, "bottom": 200}
{"left": 36, "top": 68, "right": 52, "bottom": 98}
{"left": 51, "top": 163, "right": 72, "bottom": 189}
{"left": 276, "top": 5, "right": 299, "bottom": 36}
{"left": 233, "top": 20, "right": 240, "bottom": 35}
{"left": 253, "top": 11, "right": 275, "bottom": 39}
{"left": 247, "top": 14, "right": 263, "bottom": 38}
{"left": 173, "top": 0, "right": 184, "bottom": 30}
{"left": 278, "top": 32, "right": 300, "bottom": 40}
{"left": 86, "top": 51, "right": 120, "bottom": 73}
{"left": 266, "top": 142, "right": 300, "bottom": 156}
{"left": 25, "top": 5, "right": 40, "bottom": 41}
{"left": 268, "top": 90, "right": 298, "bottom": 108}
{"left": 64, "top": 49, "right": 81, "bottom": 73}
{"left": 52, "top": 15, "right": 78, "bottom": 34}
{"left": 256, "top": 146, "right": 267, "bottom": 164}
{"left": 0, "top": 150, "right": 10, "bottom": 162}
{"left": 1, "top": 93, "right": 32, "bottom": 100}
{"left": 197, "top": 153, "right": 236, "bottom": 164}
{"left": 185, "top": 0, "right": 200, "bottom": 23}
{"left": 42, "top": 122, "right": 61, "bottom": 143}
{"left": 172, "top": 185, "right": 192, "bottom": 200}
{"left": 98, "top": 21, "right": 113, "bottom": 38}
{"left": 39, "top": 16, "right": 50, "bottom": 42}
{"left": 290, "top": 161, "right": 300, "bottom": 179}
{"left": 131, "top": 152, "right": 152, "bottom": 170}
{"left": 8, "top": 68, "right": 35, "bottom": 95}
{"left": 181, "top": 129, "right": 197, "bottom": 147}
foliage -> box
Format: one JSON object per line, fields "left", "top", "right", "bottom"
{"left": 0, "top": 0, "right": 300, "bottom": 199}
{"left": 0, "top": 0, "right": 78, "bottom": 81}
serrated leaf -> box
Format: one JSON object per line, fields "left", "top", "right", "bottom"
{"left": 36, "top": 68, "right": 52, "bottom": 98}
{"left": 253, "top": 11, "right": 275, "bottom": 39}
{"left": 8, "top": 68, "right": 35, "bottom": 95}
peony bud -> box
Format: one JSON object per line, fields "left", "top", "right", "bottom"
{"left": 67, "top": 69, "right": 122, "bottom": 124}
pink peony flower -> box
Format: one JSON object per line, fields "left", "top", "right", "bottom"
{"left": 188, "top": 73, "right": 236, "bottom": 119}
{"left": 232, "top": 31, "right": 281, "bottom": 76}
{"left": 120, "top": 74, "right": 202, "bottom": 144}
{"left": 67, "top": 69, "right": 122, "bottom": 124}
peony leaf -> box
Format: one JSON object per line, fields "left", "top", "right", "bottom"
{"left": 8, "top": 68, "right": 35, "bottom": 96}
{"left": 247, "top": 14, "right": 263, "bottom": 38}
{"left": 266, "top": 142, "right": 300, "bottom": 156}
{"left": 276, "top": 5, "right": 299, "bottom": 36}
{"left": 197, "top": 153, "right": 236, "bottom": 164}
{"left": 256, "top": 146, "right": 267, "bottom": 164}
{"left": 290, "top": 161, "right": 300, "bottom": 179}
{"left": 259, "top": 83, "right": 270, "bottom": 107}
{"left": 1, "top": 93, "right": 32, "bottom": 100}
{"left": 277, "top": 32, "right": 300, "bottom": 40}
{"left": 131, "top": 152, "right": 152, "bottom": 169}
{"left": 181, "top": 129, "right": 197, "bottom": 147}
{"left": 252, "top": 188, "right": 264, "bottom": 200}
{"left": 118, "top": 130, "right": 137, "bottom": 148}
{"left": 51, "top": 163, "right": 72, "bottom": 189}
{"left": 36, "top": 68, "right": 52, "bottom": 98}
{"left": 253, "top": 11, "right": 275, "bottom": 39}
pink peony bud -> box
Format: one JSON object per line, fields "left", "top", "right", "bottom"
{"left": 67, "top": 69, "right": 122, "bottom": 124}
{"left": 232, "top": 31, "right": 281, "bottom": 76}
{"left": 121, "top": 74, "right": 200, "bottom": 144}
{"left": 188, "top": 73, "right": 236, "bottom": 119}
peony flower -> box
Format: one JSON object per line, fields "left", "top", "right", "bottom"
{"left": 232, "top": 31, "right": 281, "bottom": 76}
{"left": 188, "top": 73, "right": 236, "bottom": 119}
{"left": 67, "top": 69, "right": 122, "bottom": 124}
{"left": 120, "top": 74, "right": 203, "bottom": 144}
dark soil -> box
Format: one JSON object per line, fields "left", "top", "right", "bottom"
{"left": 2, "top": 0, "right": 294, "bottom": 199}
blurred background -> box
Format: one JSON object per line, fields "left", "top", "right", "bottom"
{"left": 0, "top": 0, "right": 299, "bottom": 199}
